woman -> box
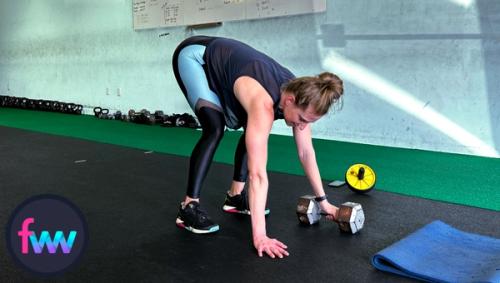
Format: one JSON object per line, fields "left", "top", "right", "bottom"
{"left": 172, "top": 36, "right": 344, "bottom": 259}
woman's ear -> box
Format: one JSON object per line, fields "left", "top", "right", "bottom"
{"left": 284, "top": 93, "right": 295, "bottom": 105}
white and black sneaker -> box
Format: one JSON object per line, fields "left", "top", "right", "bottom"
{"left": 176, "top": 201, "right": 219, "bottom": 234}
{"left": 222, "top": 190, "right": 270, "bottom": 215}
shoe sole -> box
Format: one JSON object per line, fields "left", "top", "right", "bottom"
{"left": 222, "top": 205, "right": 270, "bottom": 216}
{"left": 175, "top": 217, "right": 219, "bottom": 234}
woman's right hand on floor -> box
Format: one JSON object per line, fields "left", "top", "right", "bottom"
{"left": 253, "top": 235, "right": 289, "bottom": 259}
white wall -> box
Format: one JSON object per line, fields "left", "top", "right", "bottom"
{"left": 0, "top": 0, "right": 498, "bottom": 157}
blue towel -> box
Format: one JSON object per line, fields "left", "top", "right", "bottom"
{"left": 372, "top": 220, "right": 500, "bottom": 283}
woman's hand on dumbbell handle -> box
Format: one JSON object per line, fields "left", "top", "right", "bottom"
{"left": 319, "top": 201, "right": 339, "bottom": 222}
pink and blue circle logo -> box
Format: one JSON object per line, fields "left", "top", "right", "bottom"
{"left": 6, "top": 194, "right": 88, "bottom": 276}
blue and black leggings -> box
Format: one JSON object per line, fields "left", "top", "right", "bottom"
{"left": 172, "top": 36, "right": 248, "bottom": 199}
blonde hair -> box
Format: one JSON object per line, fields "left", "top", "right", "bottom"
{"left": 281, "top": 72, "right": 343, "bottom": 115}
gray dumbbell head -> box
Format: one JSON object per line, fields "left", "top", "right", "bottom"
{"left": 337, "top": 202, "right": 364, "bottom": 234}
{"left": 296, "top": 195, "right": 321, "bottom": 225}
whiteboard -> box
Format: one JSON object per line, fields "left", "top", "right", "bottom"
{"left": 133, "top": 0, "right": 327, "bottom": 30}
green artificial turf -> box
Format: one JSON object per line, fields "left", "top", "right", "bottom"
{"left": 1, "top": 108, "right": 499, "bottom": 211}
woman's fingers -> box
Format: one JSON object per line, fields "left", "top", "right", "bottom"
{"left": 255, "top": 236, "right": 289, "bottom": 259}
{"left": 273, "top": 238, "right": 288, "bottom": 249}
{"left": 262, "top": 240, "right": 289, "bottom": 259}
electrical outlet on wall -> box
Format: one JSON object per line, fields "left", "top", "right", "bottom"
{"left": 117, "top": 88, "right": 121, "bottom": 97}
{"left": 106, "top": 87, "right": 110, "bottom": 96}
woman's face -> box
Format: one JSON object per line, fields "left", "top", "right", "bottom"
{"left": 283, "top": 99, "right": 322, "bottom": 130}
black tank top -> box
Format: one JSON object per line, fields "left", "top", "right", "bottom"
{"left": 180, "top": 36, "right": 295, "bottom": 129}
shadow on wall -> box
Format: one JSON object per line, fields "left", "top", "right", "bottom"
{"left": 320, "top": 23, "right": 500, "bottom": 47}
{"left": 477, "top": 0, "right": 500, "bottom": 152}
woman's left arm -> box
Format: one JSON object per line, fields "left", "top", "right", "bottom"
{"left": 293, "top": 125, "right": 338, "bottom": 219}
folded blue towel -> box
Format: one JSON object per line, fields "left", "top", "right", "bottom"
{"left": 372, "top": 220, "right": 500, "bottom": 282}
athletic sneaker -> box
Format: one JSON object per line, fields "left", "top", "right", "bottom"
{"left": 176, "top": 201, "right": 219, "bottom": 234}
{"left": 222, "top": 189, "right": 270, "bottom": 215}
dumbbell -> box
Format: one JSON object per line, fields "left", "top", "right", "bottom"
{"left": 178, "top": 113, "right": 200, "bottom": 128}
{"left": 113, "top": 110, "right": 124, "bottom": 121}
{"left": 296, "top": 195, "right": 365, "bottom": 234}
{"left": 66, "top": 103, "right": 83, "bottom": 115}
{"left": 152, "top": 110, "right": 164, "bottom": 123}
{"left": 129, "top": 109, "right": 155, "bottom": 125}
{"left": 0, "top": 95, "right": 7, "bottom": 107}
{"left": 161, "top": 113, "right": 180, "bottom": 127}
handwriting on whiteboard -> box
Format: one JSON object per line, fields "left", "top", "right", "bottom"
{"left": 133, "top": 0, "right": 326, "bottom": 30}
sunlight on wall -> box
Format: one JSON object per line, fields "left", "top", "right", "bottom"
{"left": 446, "top": 0, "right": 475, "bottom": 8}
{"left": 322, "top": 50, "right": 499, "bottom": 158}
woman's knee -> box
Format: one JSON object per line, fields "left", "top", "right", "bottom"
{"left": 197, "top": 107, "right": 225, "bottom": 141}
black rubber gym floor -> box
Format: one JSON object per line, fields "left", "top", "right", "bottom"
{"left": 1, "top": 126, "right": 499, "bottom": 282}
